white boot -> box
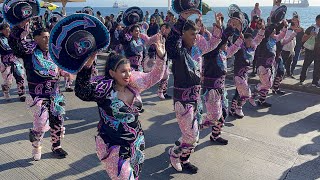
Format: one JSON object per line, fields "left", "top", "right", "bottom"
{"left": 32, "top": 146, "right": 42, "bottom": 161}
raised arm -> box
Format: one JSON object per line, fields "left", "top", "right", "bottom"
{"left": 252, "top": 29, "right": 265, "bottom": 49}
{"left": 275, "top": 27, "right": 287, "bottom": 42}
{"left": 140, "top": 33, "right": 161, "bottom": 46}
{"left": 226, "top": 37, "right": 243, "bottom": 58}
{"left": 8, "top": 24, "right": 36, "bottom": 59}
{"left": 129, "top": 54, "right": 166, "bottom": 93}
{"left": 281, "top": 30, "right": 297, "bottom": 46}
{"left": 166, "top": 16, "right": 186, "bottom": 59}
{"left": 75, "top": 66, "right": 114, "bottom": 102}
{"left": 196, "top": 25, "right": 222, "bottom": 55}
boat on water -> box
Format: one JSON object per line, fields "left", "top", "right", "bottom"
{"left": 113, "top": 1, "right": 128, "bottom": 8}
{"left": 282, "top": 0, "right": 309, "bottom": 7}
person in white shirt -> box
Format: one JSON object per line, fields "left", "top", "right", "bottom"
{"left": 96, "top": 11, "right": 105, "bottom": 24}
{"left": 270, "top": 0, "right": 282, "bottom": 17}
{"left": 282, "top": 17, "right": 302, "bottom": 78}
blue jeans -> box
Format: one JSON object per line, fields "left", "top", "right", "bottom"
{"left": 291, "top": 46, "right": 302, "bottom": 74}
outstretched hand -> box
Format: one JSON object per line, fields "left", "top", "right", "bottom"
{"left": 154, "top": 34, "right": 166, "bottom": 59}
{"left": 215, "top": 12, "right": 224, "bottom": 28}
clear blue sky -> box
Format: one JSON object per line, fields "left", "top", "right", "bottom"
{"left": 61, "top": 0, "right": 320, "bottom": 7}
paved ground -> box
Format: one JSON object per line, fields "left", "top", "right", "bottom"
{"left": 0, "top": 58, "right": 320, "bottom": 180}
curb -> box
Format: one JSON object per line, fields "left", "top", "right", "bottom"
{"left": 226, "top": 74, "right": 320, "bottom": 95}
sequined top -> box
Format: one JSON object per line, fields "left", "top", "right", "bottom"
{"left": 9, "top": 26, "right": 60, "bottom": 98}
{"left": 75, "top": 54, "right": 165, "bottom": 160}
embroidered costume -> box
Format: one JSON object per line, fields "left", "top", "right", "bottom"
{"left": 166, "top": 15, "right": 222, "bottom": 172}
{"left": 0, "top": 32, "right": 26, "bottom": 100}
{"left": 75, "top": 54, "right": 166, "bottom": 180}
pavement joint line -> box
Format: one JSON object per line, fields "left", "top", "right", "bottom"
{"left": 282, "top": 156, "right": 299, "bottom": 180}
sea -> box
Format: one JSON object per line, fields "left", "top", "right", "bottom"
{"left": 41, "top": 6, "right": 320, "bottom": 29}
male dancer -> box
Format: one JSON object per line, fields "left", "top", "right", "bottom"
{"left": 9, "top": 21, "right": 68, "bottom": 160}
{"left": 166, "top": 10, "right": 223, "bottom": 173}
{"left": 229, "top": 29, "right": 265, "bottom": 118}
{"left": 0, "top": 23, "right": 26, "bottom": 101}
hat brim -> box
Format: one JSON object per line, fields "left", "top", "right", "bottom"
{"left": 271, "top": 5, "right": 287, "bottom": 24}
{"left": 49, "top": 13, "right": 110, "bottom": 74}
{"left": 123, "top": 6, "right": 143, "bottom": 26}
{"left": 2, "top": 0, "right": 40, "bottom": 26}
{"left": 172, "top": 0, "right": 202, "bottom": 14}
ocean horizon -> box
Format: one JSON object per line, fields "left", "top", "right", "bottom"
{"left": 41, "top": 6, "right": 320, "bottom": 28}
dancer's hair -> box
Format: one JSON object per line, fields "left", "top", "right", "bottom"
{"left": 183, "top": 20, "right": 197, "bottom": 32}
{"left": 33, "top": 28, "right": 49, "bottom": 37}
{"left": 104, "top": 52, "right": 130, "bottom": 78}
{"left": 0, "top": 23, "right": 10, "bottom": 31}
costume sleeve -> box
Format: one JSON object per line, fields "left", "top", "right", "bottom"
{"left": 129, "top": 54, "right": 166, "bottom": 93}
{"left": 75, "top": 67, "right": 114, "bottom": 102}
{"left": 281, "top": 30, "right": 297, "bottom": 46}
{"left": 8, "top": 26, "right": 36, "bottom": 59}
{"left": 226, "top": 37, "right": 243, "bottom": 58}
{"left": 252, "top": 29, "right": 265, "bottom": 49}
{"left": 140, "top": 33, "right": 159, "bottom": 46}
{"left": 275, "top": 27, "right": 287, "bottom": 42}
{"left": 166, "top": 16, "right": 186, "bottom": 59}
{"left": 196, "top": 25, "right": 222, "bottom": 55}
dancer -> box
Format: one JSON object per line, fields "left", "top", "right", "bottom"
{"left": 144, "top": 23, "right": 172, "bottom": 100}
{"left": 229, "top": 29, "right": 265, "bottom": 118}
{"left": 0, "top": 23, "right": 26, "bottom": 101}
{"left": 5, "top": 0, "right": 68, "bottom": 160}
{"left": 201, "top": 12, "right": 245, "bottom": 143}
{"left": 75, "top": 46, "right": 166, "bottom": 180}
{"left": 166, "top": 0, "right": 223, "bottom": 173}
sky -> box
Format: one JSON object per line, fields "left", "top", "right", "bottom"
{"left": 62, "top": 0, "right": 320, "bottom": 7}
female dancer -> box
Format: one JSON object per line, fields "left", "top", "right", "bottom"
{"left": 75, "top": 39, "right": 166, "bottom": 179}
{"left": 166, "top": 10, "right": 223, "bottom": 173}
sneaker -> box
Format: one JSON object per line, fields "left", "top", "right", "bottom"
{"left": 299, "top": 81, "right": 304, "bottom": 86}
{"left": 65, "top": 88, "right": 74, "bottom": 92}
{"left": 272, "top": 89, "right": 286, "bottom": 95}
{"left": 158, "top": 92, "right": 165, "bottom": 100}
{"left": 182, "top": 162, "right": 198, "bottom": 174}
{"left": 257, "top": 101, "right": 272, "bottom": 108}
{"left": 210, "top": 135, "right": 228, "bottom": 145}
{"left": 52, "top": 147, "right": 68, "bottom": 159}
{"left": 163, "top": 94, "right": 172, "bottom": 100}
{"left": 168, "top": 147, "right": 182, "bottom": 172}
{"left": 311, "top": 83, "right": 320, "bottom": 88}
{"left": 235, "top": 108, "right": 244, "bottom": 118}
{"left": 19, "top": 96, "right": 26, "bottom": 102}
{"left": 32, "top": 146, "right": 42, "bottom": 161}
{"left": 4, "top": 92, "right": 10, "bottom": 100}
{"left": 289, "top": 75, "right": 296, "bottom": 79}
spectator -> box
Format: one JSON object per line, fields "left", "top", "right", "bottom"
{"left": 166, "top": 11, "right": 175, "bottom": 27}
{"left": 270, "top": 0, "right": 282, "bottom": 17}
{"left": 291, "top": 15, "right": 304, "bottom": 75}
{"left": 152, "top": 9, "right": 160, "bottom": 19}
{"left": 251, "top": 3, "right": 261, "bottom": 20}
{"left": 104, "top": 16, "right": 112, "bottom": 30}
{"left": 96, "top": 11, "right": 105, "bottom": 24}
{"left": 282, "top": 17, "right": 302, "bottom": 78}
{"left": 160, "top": 11, "right": 165, "bottom": 20}
{"left": 144, "top": 11, "right": 151, "bottom": 23}
{"left": 250, "top": 15, "right": 260, "bottom": 30}
{"left": 299, "top": 14, "right": 320, "bottom": 87}
{"left": 147, "top": 16, "right": 159, "bottom": 37}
